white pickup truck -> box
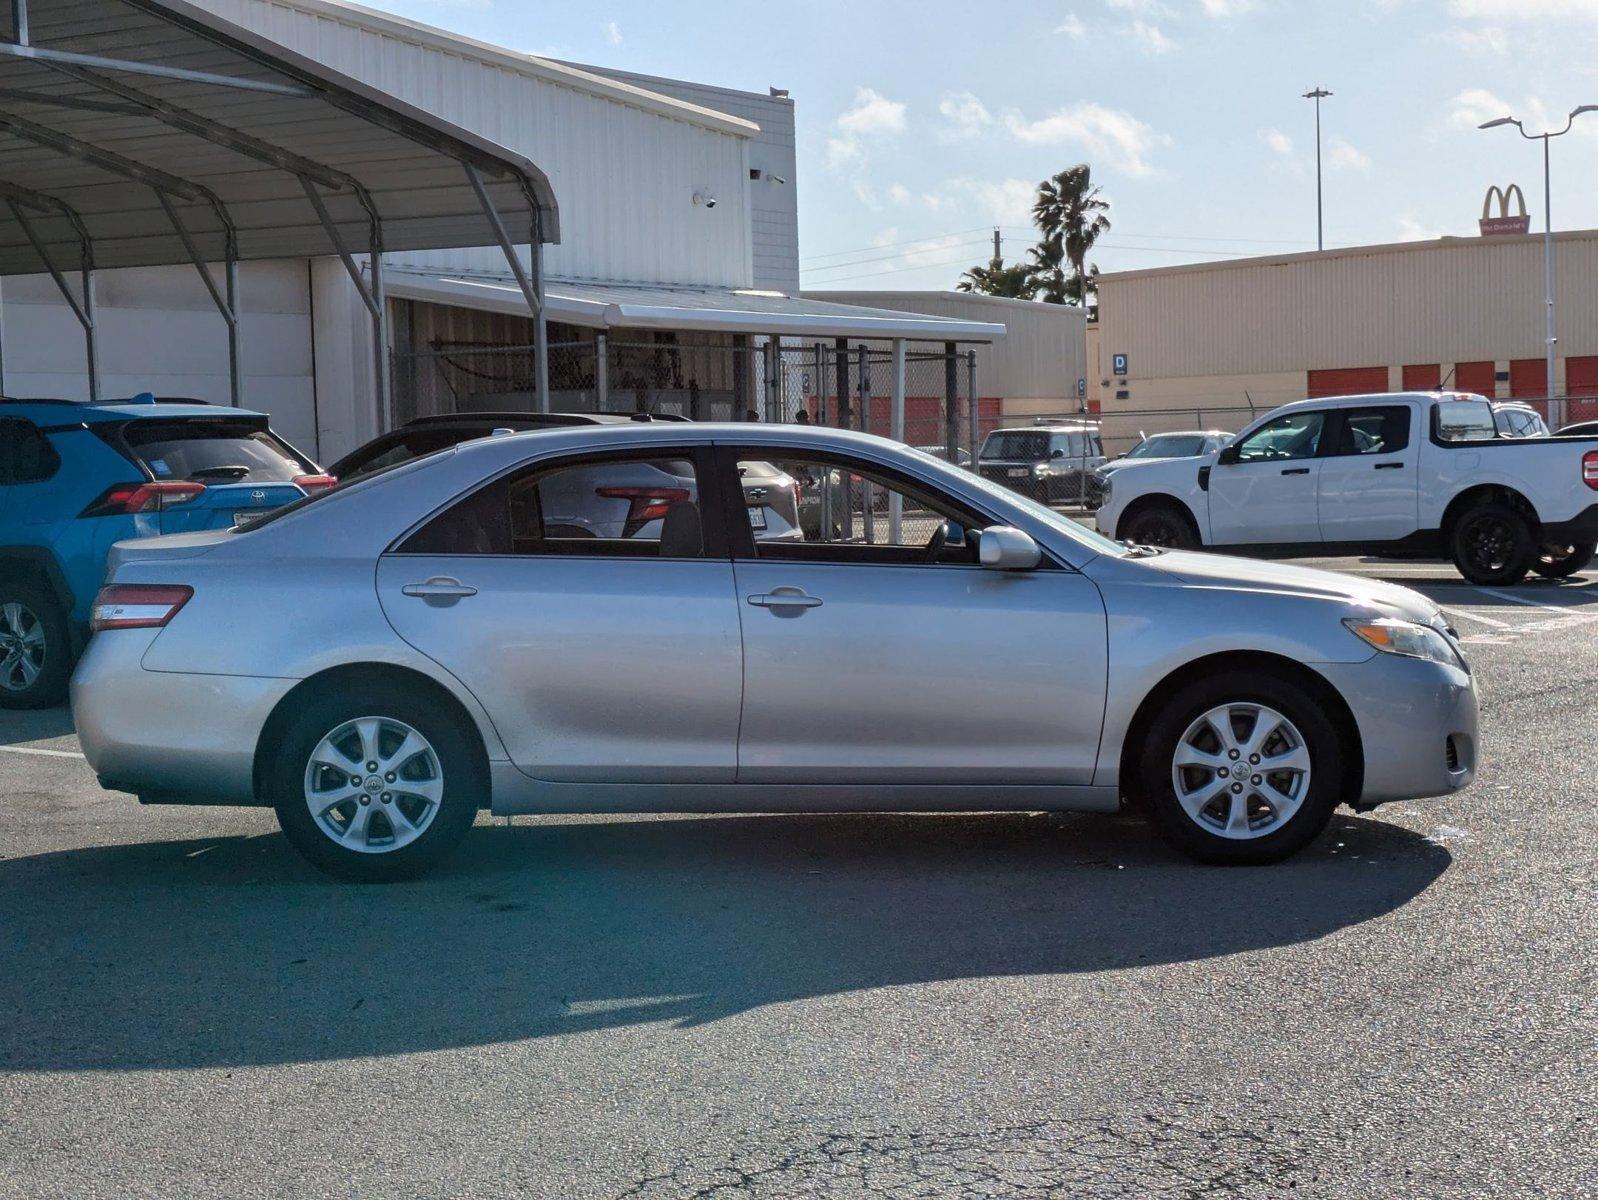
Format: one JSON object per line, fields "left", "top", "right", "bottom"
{"left": 1095, "top": 391, "right": 1598, "bottom": 585}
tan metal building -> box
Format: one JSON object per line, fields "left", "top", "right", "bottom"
{"left": 1091, "top": 229, "right": 1598, "bottom": 437}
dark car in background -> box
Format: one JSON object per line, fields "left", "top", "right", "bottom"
{"left": 977, "top": 423, "right": 1104, "bottom": 504}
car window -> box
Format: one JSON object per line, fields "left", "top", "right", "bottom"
{"left": 1130, "top": 434, "right": 1207, "bottom": 459}
{"left": 399, "top": 453, "right": 706, "bottom": 559}
{"left": 1435, "top": 399, "right": 1496, "bottom": 442}
{"left": 0, "top": 418, "right": 60, "bottom": 484}
{"left": 1235, "top": 411, "right": 1325, "bottom": 462}
{"left": 1331, "top": 406, "right": 1410, "bottom": 456}
{"left": 734, "top": 454, "right": 983, "bottom": 566}
{"left": 121, "top": 419, "right": 307, "bottom": 484}
{"left": 981, "top": 430, "right": 1049, "bottom": 461}
{"left": 337, "top": 429, "right": 463, "bottom": 479}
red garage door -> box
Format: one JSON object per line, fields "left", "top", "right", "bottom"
{"left": 1452, "top": 361, "right": 1496, "bottom": 397}
{"left": 1565, "top": 356, "right": 1598, "bottom": 424}
{"left": 1307, "top": 366, "right": 1388, "bottom": 398}
{"left": 1509, "top": 359, "right": 1550, "bottom": 419}
{"left": 1402, "top": 364, "right": 1441, "bottom": 391}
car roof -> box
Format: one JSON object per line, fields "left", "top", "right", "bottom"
{"left": 1262, "top": 390, "right": 1488, "bottom": 418}
{"left": 1138, "top": 429, "right": 1230, "bottom": 439}
{"left": 0, "top": 396, "right": 265, "bottom": 423}
{"left": 400, "top": 411, "right": 687, "bottom": 429}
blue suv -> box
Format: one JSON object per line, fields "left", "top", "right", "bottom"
{"left": 0, "top": 395, "right": 329, "bottom": 708}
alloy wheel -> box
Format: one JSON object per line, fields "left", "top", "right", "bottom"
{"left": 1462, "top": 514, "right": 1516, "bottom": 575}
{"left": 1170, "top": 703, "right": 1313, "bottom": 840}
{"left": 0, "top": 602, "right": 46, "bottom": 693}
{"left": 303, "top": 716, "right": 444, "bottom": 853}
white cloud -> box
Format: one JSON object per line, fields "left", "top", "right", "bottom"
{"left": 1259, "top": 126, "right": 1294, "bottom": 156}
{"left": 1446, "top": 87, "right": 1514, "bottom": 129}
{"left": 825, "top": 137, "right": 863, "bottom": 171}
{"left": 1106, "top": 0, "right": 1175, "bottom": 14}
{"left": 1395, "top": 213, "right": 1443, "bottom": 241}
{"left": 600, "top": 19, "right": 622, "bottom": 45}
{"left": 836, "top": 87, "right": 907, "bottom": 136}
{"left": 1003, "top": 101, "right": 1169, "bottom": 176}
{"left": 1127, "top": 19, "right": 1178, "bottom": 52}
{"left": 949, "top": 177, "right": 1039, "bottom": 226}
{"left": 1056, "top": 14, "right": 1088, "bottom": 37}
{"left": 1200, "top": 0, "right": 1261, "bottom": 15}
{"left": 1326, "top": 135, "right": 1372, "bottom": 172}
{"left": 886, "top": 182, "right": 956, "bottom": 213}
{"left": 937, "top": 91, "right": 993, "bottom": 141}
{"left": 1450, "top": 0, "right": 1598, "bottom": 19}
{"left": 1443, "top": 25, "right": 1507, "bottom": 53}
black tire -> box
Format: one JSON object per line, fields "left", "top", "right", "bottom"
{"left": 1532, "top": 541, "right": 1596, "bottom": 580}
{"left": 1139, "top": 670, "right": 1345, "bottom": 865}
{"left": 267, "top": 685, "right": 483, "bottom": 882}
{"left": 1449, "top": 502, "right": 1536, "bottom": 586}
{"left": 1122, "top": 501, "right": 1200, "bottom": 550}
{"left": 0, "top": 580, "right": 71, "bottom": 710}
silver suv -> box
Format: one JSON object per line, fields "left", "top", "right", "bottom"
{"left": 978, "top": 423, "right": 1105, "bottom": 504}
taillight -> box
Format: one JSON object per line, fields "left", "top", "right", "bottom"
{"left": 1584, "top": 451, "right": 1598, "bottom": 491}
{"left": 595, "top": 486, "right": 690, "bottom": 536}
{"left": 79, "top": 480, "right": 205, "bottom": 517}
{"left": 293, "top": 473, "right": 338, "bottom": 494}
{"left": 90, "top": 585, "right": 194, "bottom": 631}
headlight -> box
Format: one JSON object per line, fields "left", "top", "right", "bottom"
{"left": 1343, "top": 618, "right": 1464, "bottom": 669}
{"left": 1100, "top": 474, "right": 1113, "bottom": 498}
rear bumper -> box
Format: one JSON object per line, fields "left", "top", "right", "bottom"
{"left": 1315, "top": 654, "right": 1479, "bottom": 808}
{"left": 1542, "top": 502, "right": 1598, "bottom": 545}
{"left": 71, "top": 630, "right": 291, "bottom": 805}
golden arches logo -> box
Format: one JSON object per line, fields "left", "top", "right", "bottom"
{"left": 1480, "top": 184, "right": 1530, "bottom": 235}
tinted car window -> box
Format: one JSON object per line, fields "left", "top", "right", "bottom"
{"left": 1235, "top": 411, "right": 1325, "bottom": 462}
{"left": 122, "top": 419, "right": 306, "bottom": 484}
{"left": 1332, "top": 406, "right": 1410, "bottom": 456}
{"left": 334, "top": 429, "right": 464, "bottom": 480}
{"left": 981, "top": 431, "right": 1049, "bottom": 460}
{"left": 0, "top": 418, "right": 60, "bottom": 484}
{"left": 400, "top": 454, "right": 705, "bottom": 559}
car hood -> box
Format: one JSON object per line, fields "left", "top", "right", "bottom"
{"left": 1099, "top": 454, "right": 1189, "bottom": 475}
{"left": 1126, "top": 549, "right": 1445, "bottom": 625}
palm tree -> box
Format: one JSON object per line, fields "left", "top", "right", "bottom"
{"left": 1032, "top": 164, "right": 1110, "bottom": 309}
{"left": 957, "top": 255, "right": 1038, "bottom": 299}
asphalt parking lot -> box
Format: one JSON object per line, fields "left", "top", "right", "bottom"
{"left": 1, "top": 558, "right": 1594, "bottom": 1199}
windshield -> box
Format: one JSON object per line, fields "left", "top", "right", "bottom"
{"left": 1127, "top": 434, "right": 1208, "bottom": 459}
{"left": 122, "top": 419, "right": 309, "bottom": 484}
{"left": 981, "top": 430, "right": 1050, "bottom": 460}
{"left": 1435, "top": 399, "right": 1497, "bottom": 443}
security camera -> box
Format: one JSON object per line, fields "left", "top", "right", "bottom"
{"left": 693, "top": 190, "right": 717, "bottom": 209}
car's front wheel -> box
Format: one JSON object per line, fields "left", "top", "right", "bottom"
{"left": 1450, "top": 502, "right": 1535, "bottom": 586}
{"left": 1121, "top": 501, "right": 1199, "bottom": 550}
{"left": 1140, "top": 671, "right": 1345, "bottom": 864}
{"left": 268, "top": 687, "right": 482, "bottom": 882}
{"left": 0, "top": 582, "right": 71, "bottom": 710}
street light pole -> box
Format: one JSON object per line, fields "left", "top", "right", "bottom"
{"left": 1480, "top": 105, "right": 1598, "bottom": 428}
{"left": 1302, "top": 87, "right": 1332, "bottom": 251}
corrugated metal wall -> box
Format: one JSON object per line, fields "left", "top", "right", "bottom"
{"left": 801, "top": 291, "right": 1087, "bottom": 401}
{"left": 211, "top": 0, "right": 756, "bottom": 289}
{"left": 1098, "top": 232, "right": 1598, "bottom": 379}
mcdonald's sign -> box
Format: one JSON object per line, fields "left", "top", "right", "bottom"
{"left": 1479, "top": 184, "right": 1531, "bottom": 236}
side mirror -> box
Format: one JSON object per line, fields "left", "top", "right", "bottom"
{"left": 979, "top": 525, "right": 1042, "bottom": 571}
{"left": 1050, "top": 447, "right": 1066, "bottom": 459}
{"left": 1216, "top": 444, "right": 1241, "bottom": 466}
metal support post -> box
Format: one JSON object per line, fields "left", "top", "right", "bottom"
{"left": 732, "top": 333, "right": 751, "bottom": 420}
{"left": 834, "top": 337, "right": 851, "bottom": 429}
{"left": 155, "top": 190, "right": 240, "bottom": 406}
{"left": 943, "top": 341, "right": 959, "bottom": 460}
{"left": 462, "top": 164, "right": 549, "bottom": 412}
{"left": 10, "top": 0, "right": 27, "bottom": 45}
{"left": 859, "top": 345, "right": 874, "bottom": 542}
{"left": 596, "top": 331, "right": 609, "bottom": 411}
{"left": 765, "top": 337, "right": 780, "bottom": 421}
{"left": 7, "top": 197, "right": 98, "bottom": 400}
{"left": 967, "top": 350, "right": 978, "bottom": 473}
{"left": 370, "top": 233, "right": 390, "bottom": 431}
{"left": 813, "top": 343, "right": 825, "bottom": 424}
{"left": 890, "top": 338, "right": 906, "bottom": 543}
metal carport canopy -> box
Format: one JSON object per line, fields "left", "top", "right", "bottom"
{"left": 0, "top": 0, "right": 561, "bottom": 408}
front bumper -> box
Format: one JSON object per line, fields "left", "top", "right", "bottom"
{"left": 71, "top": 630, "right": 293, "bottom": 805}
{"left": 1315, "top": 652, "right": 1479, "bottom": 808}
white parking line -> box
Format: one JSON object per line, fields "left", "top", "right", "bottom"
{"left": 0, "top": 744, "right": 84, "bottom": 759}
{"left": 1443, "top": 608, "right": 1512, "bottom": 629}
{"left": 1478, "top": 587, "right": 1593, "bottom": 613}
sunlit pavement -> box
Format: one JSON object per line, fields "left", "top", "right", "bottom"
{"left": 1, "top": 562, "right": 1593, "bottom": 1198}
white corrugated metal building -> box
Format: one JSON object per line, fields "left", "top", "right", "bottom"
{"left": 0, "top": 0, "right": 1001, "bottom": 461}
{"left": 1092, "top": 229, "right": 1598, "bottom": 429}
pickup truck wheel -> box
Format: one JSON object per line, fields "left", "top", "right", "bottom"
{"left": 1123, "top": 502, "right": 1198, "bottom": 550}
{"left": 1140, "top": 672, "right": 1343, "bottom": 865}
{"left": 1450, "top": 502, "right": 1535, "bottom": 586}
{"left": 0, "top": 582, "right": 71, "bottom": 710}
{"left": 1533, "top": 542, "right": 1595, "bottom": 579}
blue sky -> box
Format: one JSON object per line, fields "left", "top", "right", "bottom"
{"left": 371, "top": 0, "right": 1598, "bottom": 290}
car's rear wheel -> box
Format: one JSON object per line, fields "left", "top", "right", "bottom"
{"left": 1450, "top": 502, "right": 1535, "bottom": 586}
{"left": 1532, "top": 541, "right": 1595, "bottom": 579}
{"left": 0, "top": 582, "right": 70, "bottom": 710}
{"left": 268, "top": 687, "right": 482, "bottom": 882}
{"left": 1140, "top": 672, "right": 1344, "bottom": 864}
{"left": 1122, "top": 501, "right": 1199, "bottom": 550}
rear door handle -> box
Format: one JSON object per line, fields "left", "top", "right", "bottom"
{"left": 747, "top": 588, "right": 823, "bottom": 610}
{"left": 401, "top": 576, "right": 478, "bottom": 599}
{"left": 1280, "top": 467, "right": 1310, "bottom": 476}
{"left": 1374, "top": 462, "right": 1406, "bottom": 470}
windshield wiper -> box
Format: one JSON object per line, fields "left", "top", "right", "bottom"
{"left": 188, "top": 465, "right": 251, "bottom": 480}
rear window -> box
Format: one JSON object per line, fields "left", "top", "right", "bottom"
{"left": 1434, "top": 400, "right": 1497, "bottom": 443}
{"left": 122, "top": 419, "right": 308, "bottom": 484}
{"left": 981, "top": 431, "right": 1050, "bottom": 461}
{"left": 334, "top": 428, "right": 466, "bottom": 480}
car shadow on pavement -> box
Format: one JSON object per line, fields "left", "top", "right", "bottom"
{"left": 0, "top": 705, "right": 76, "bottom": 745}
{"left": 0, "top": 810, "right": 1449, "bottom": 1072}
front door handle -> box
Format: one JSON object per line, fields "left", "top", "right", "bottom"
{"left": 747, "top": 588, "right": 823, "bottom": 610}
{"left": 1280, "top": 467, "right": 1311, "bottom": 476}
{"left": 402, "top": 576, "right": 478, "bottom": 600}
{"left": 1373, "top": 462, "right": 1406, "bottom": 470}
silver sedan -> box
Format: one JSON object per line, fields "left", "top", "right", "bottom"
{"left": 72, "top": 424, "right": 1478, "bottom": 881}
